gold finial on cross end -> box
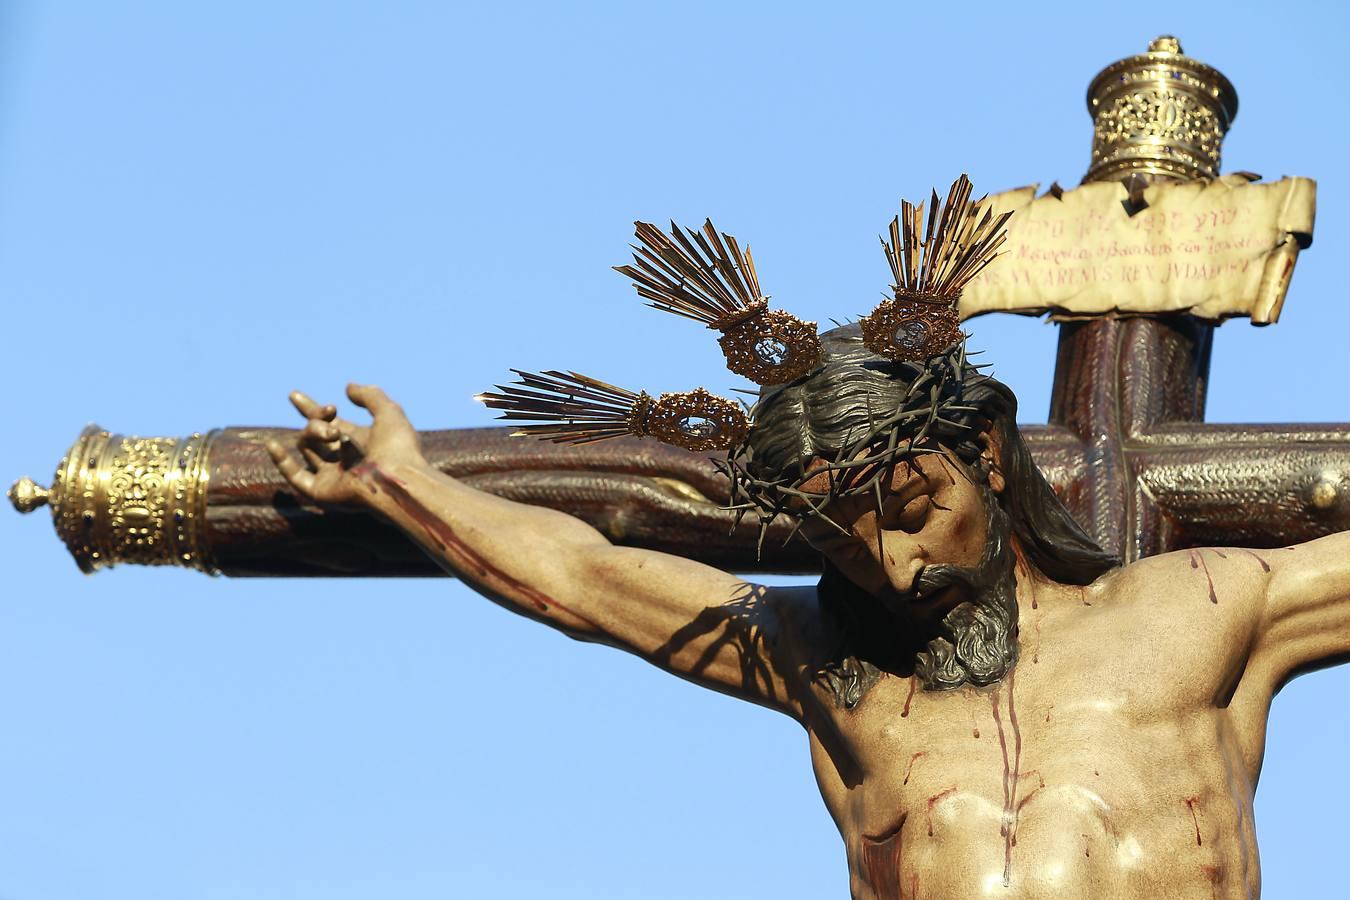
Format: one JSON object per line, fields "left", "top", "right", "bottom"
{"left": 8, "top": 476, "right": 50, "bottom": 514}
{"left": 1085, "top": 36, "right": 1238, "bottom": 184}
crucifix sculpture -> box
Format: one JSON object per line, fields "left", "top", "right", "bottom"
{"left": 8, "top": 36, "right": 1344, "bottom": 900}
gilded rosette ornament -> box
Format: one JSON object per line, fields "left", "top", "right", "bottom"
{"left": 642, "top": 388, "right": 750, "bottom": 453}
{"left": 860, "top": 292, "right": 964, "bottom": 362}
{"left": 614, "top": 220, "right": 822, "bottom": 386}
{"left": 478, "top": 372, "right": 751, "bottom": 453}
{"left": 860, "top": 175, "right": 1009, "bottom": 362}
{"left": 1085, "top": 35, "right": 1238, "bottom": 183}
{"left": 9, "top": 425, "right": 217, "bottom": 573}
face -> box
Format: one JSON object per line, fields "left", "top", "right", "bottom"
{"left": 797, "top": 449, "right": 997, "bottom": 616}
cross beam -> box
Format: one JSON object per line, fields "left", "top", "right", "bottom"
{"left": 11, "top": 36, "right": 1349, "bottom": 575}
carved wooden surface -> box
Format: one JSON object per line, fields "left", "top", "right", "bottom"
{"left": 203, "top": 418, "right": 1350, "bottom": 577}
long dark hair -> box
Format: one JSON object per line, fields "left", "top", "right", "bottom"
{"left": 742, "top": 325, "right": 1116, "bottom": 702}
{"left": 743, "top": 323, "right": 1118, "bottom": 586}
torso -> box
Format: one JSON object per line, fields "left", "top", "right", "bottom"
{"left": 798, "top": 548, "right": 1278, "bottom": 899}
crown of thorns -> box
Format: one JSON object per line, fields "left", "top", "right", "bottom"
{"left": 477, "top": 174, "right": 1011, "bottom": 518}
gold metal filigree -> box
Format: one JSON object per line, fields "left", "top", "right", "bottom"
{"left": 12, "top": 425, "right": 217, "bottom": 573}
{"left": 646, "top": 389, "right": 750, "bottom": 453}
{"left": 859, "top": 294, "right": 963, "bottom": 362}
{"left": 615, "top": 220, "right": 823, "bottom": 385}
{"left": 1085, "top": 36, "right": 1237, "bottom": 184}
{"left": 717, "top": 307, "right": 822, "bottom": 385}
{"left": 480, "top": 372, "right": 747, "bottom": 452}
{"left": 860, "top": 175, "right": 1008, "bottom": 361}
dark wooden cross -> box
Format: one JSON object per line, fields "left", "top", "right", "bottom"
{"left": 13, "top": 37, "right": 1349, "bottom": 577}
{"left": 190, "top": 287, "right": 1350, "bottom": 578}
{"left": 179, "top": 39, "right": 1345, "bottom": 579}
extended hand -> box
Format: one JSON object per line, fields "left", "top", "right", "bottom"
{"left": 266, "top": 383, "right": 426, "bottom": 505}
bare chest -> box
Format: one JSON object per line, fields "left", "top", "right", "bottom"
{"left": 809, "top": 651, "right": 1259, "bottom": 898}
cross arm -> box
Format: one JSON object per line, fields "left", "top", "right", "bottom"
{"left": 1129, "top": 423, "right": 1350, "bottom": 554}
{"left": 16, "top": 420, "right": 1348, "bottom": 577}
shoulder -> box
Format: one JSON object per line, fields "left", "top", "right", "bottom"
{"left": 760, "top": 583, "right": 827, "bottom": 641}
{"left": 755, "top": 583, "right": 844, "bottom": 670}
{"left": 1088, "top": 546, "right": 1273, "bottom": 617}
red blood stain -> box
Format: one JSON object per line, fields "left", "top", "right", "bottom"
{"left": 861, "top": 817, "right": 907, "bottom": 900}
{"left": 926, "top": 787, "right": 958, "bottom": 837}
{"left": 902, "top": 676, "right": 918, "bottom": 717}
{"left": 1185, "top": 796, "right": 1203, "bottom": 846}
{"left": 1239, "top": 549, "right": 1271, "bottom": 572}
{"left": 357, "top": 463, "right": 599, "bottom": 629}
{"left": 1082, "top": 834, "right": 1091, "bottom": 858}
{"left": 903, "top": 752, "right": 926, "bottom": 786}
{"left": 1188, "top": 550, "right": 1218, "bottom": 604}
{"left": 1201, "top": 864, "right": 1221, "bottom": 900}
{"left": 1016, "top": 558, "right": 1038, "bottom": 609}
{"left": 991, "top": 671, "right": 1026, "bottom": 887}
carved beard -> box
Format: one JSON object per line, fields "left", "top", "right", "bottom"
{"left": 909, "top": 486, "right": 1020, "bottom": 691}
{"left": 816, "top": 483, "right": 1020, "bottom": 707}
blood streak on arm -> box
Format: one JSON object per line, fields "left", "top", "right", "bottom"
{"left": 353, "top": 461, "right": 601, "bottom": 631}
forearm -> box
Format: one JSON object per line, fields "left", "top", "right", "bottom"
{"left": 265, "top": 384, "right": 808, "bottom": 714}
{"left": 352, "top": 458, "right": 610, "bottom": 635}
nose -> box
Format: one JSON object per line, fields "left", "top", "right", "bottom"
{"left": 870, "top": 529, "right": 928, "bottom": 588}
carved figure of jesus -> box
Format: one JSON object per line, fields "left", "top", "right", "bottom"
{"left": 268, "top": 324, "right": 1345, "bottom": 899}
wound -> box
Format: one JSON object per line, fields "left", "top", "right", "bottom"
{"left": 1185, "top": 796, "right": 1203, "bottom": 846}
{"left": 901, "top": 676, "right": 918, "bottom": 717}
{"left": 926, "top": 787, "right": 958, "bottom": 837}
{"left": 361, "top": 463, "right": 599, "bottom": 629}
{"left": 1188, "top": 550, "right": 1218, "bottom": 604}
{"left": 992, "top": 672, "right": 1028, "bottom": 887}
{"left": 861, "top": 816, "right": 908, "bottom": 900}
{"left": 1239, "top": 549, "right": 1271, "bottom": 572}
{"left": 903, "top": 751, "right": 926, "bottom": 786}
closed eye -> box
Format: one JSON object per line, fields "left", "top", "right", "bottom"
{"left": 881, "top": 492, "right": 932, "bottom": 533}
{"left": 807, "top": 531, "right": 858, "bottom": 554}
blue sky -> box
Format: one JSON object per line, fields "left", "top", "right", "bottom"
{"left": 2, "top": 2, "right": 1348, "bottom": 897}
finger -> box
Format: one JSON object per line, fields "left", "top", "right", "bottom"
{"left": 300, "top": 445, "right": 328, "bottom": 471}
{"left": 319, "top": 404, "right": 338, "bottom": 422}
{"left": 299, "top": 432, "right": 340, "bottom": 464}
{"left": 347, "top": 383, "right": 408, "bottom": 422}
{"left": 303, "top": 418, "right": 340, "bottom": 443}
{"left": 289, "top": 391, "right": 329, "bottom": 420}
{"left": 337, "top": 430, "right": 367, "bottom": 461}
{"left": 266, "top": 439, "right": 317, "bottom": 494}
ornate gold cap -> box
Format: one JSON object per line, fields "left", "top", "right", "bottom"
{"left": 10, "top": 425, "right": 217, "bottom": 574}
{"left": 1085, "top": 36, "right": 1238, "bottom": 184}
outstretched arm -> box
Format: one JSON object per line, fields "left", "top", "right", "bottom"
{"left": 1254, "top": 531, "right": 1350, "bottom": 687}
{"left": 267, "top": 385, "right": 815, "bottom": 718}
